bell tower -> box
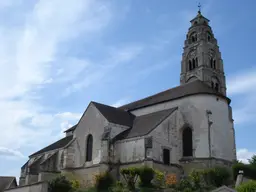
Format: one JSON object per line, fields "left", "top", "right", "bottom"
{"left": 180, "top": 8, "right": 226, "bottom": 96}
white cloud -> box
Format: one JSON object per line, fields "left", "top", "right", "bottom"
{"left": 0, "top": 0, "right": 113, "bottom": 161}
{"left": 237, "top": 148, "right": 256, "bottom": 164}
{"left": 63, "top": 45, "right": 143, "bottom": 96}
{"left": 227, "top": 69, "right": 256, "bottom": 124}
{"left": 112, "top": 98, "right": 130, "bottom": 108}
{"left": 0, "top": 147, "right": 25, "bottom": 159}
{"left": 227, "top": 69, "right": 256, "bottom": 96}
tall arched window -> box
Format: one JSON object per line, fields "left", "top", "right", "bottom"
{"left": 182, "top": 127, "right": 193, "bottom": 157}
{"left": 86, "top": 134, "right": 93, "bottom": 162}
{"left": 189, "top": 60, "right": 192, "bottom": 70}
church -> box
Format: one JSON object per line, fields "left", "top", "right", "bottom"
{"left": 19, "top": 10, "right": 237, "bottom": 186}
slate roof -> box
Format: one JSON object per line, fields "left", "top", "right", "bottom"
{"left": 64, "top": 124, "right": 77, "bottom": 133}
{"left": 0, "top": 177, "right": 17, "bottom": 191}
{"left": 116, "top": 107, "right": 177, "bottom": 139}
{"left": 119, "top": 80, "right": 231, "bottom": 111}
{"left": 92, "top": 102, "right": 135, "bottom": 127}
{"left": 29, "top": 135, "right": 73, "bottom": 157}
{"left": 211, "top": 185, "right": 236, "bottom": 192}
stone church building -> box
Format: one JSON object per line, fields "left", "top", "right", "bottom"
{"left": 19, "top": 10, "right": 237, "bottom": 186}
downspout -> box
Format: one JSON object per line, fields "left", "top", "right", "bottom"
{"left": 206, "top": 110, "right": 213, "bottom": 167}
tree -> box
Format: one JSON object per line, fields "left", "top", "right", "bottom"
{"left": 248, "top": 155, "right": 256, "bottom": 167}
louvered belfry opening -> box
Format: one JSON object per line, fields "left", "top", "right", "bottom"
{"left": 182, "top": 127, "right": 193, "bottom": 157}
{"left": 86, "top": 134, "right": 93, "bottom": 161}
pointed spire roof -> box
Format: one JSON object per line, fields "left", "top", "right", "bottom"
{"left": 190, "top": 4, "right": 210, "bottom": 24}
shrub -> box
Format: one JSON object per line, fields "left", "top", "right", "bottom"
{"left": 48, "top": 175, "right": 73, "bottom": 192}
{"left": 138, "top": 166, "right": 155, "bottom": 187}
{"left": 202, "top": 166, "right": 231, "bottom": 187}
{"left": 236, "top": 180, "right": 256, "bottom": 192}
{"left": 233, "top": 162, "right": 256, "bottom": 180}
{"left": 120, "top": 167, "right": 140, "bottom": 190}
{"left": 94, "top": 172, "right": 114, "bottom": 192}
{"left": 153, "top": 169, "right": 165, "bottom": 188}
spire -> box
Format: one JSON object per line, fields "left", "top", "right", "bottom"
{"left": 198, "top": 2, "right": 201, "bottom": 14}
{"left": 180, "top": 6, "right": 227, "bottom": 96}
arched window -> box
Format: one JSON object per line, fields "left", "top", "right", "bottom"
{"left": 210, "top": 58, "right": 213, "bottom": 68}
{"left": 215, "top": 83, "right": 219, "bottom": 92}
{"left": 211, "top": 82, "right": 214, "bottom": 88}
{"left": 190, "top": 32, "right": 197, "bottom": 43}
{"left": 86, "top": 134, "right": 93, "bottom": 162}
{"left": 189, "top": 60, "right": 192, "bottom": 71}
{"left": 192, "top": 59, "right": 196, "bottom": 69}
{"left": 213, "top": 60, "right": 216, "bottom": 69}
{"left": 182, "top": 127, "right": 193, "bottom": 157}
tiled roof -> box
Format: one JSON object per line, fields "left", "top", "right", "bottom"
{"left": 29, "top": 135, "right": 73, "bottom": 157}
{"left": 92, "top": 102, "right": 135, "bottom": 127}
{"left": 116, "top": 107, "right": 177, "bottom": 139}
{"left": 0, "top": 177, "right": 17, "bottom": 191}
{"left": 119, "top": 80, "right": 230, "bottom": 111}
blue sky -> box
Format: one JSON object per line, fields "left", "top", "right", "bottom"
{"left": 0, "top": 0, "right": 255, "bottom": 178}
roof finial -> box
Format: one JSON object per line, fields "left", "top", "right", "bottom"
{"left": 198, "top": 2, "right": 201, "bottom": 14}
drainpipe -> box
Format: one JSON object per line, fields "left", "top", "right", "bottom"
{"left": 206, "top": 110, "right": 213, "bottom": 167}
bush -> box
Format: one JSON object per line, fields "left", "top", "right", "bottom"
{"left": 233, "top": 162, "right": 256, "bottom": 180}
{"left": 138, "top": 166, "right": 155, "bottom": 187}
{"left": 95, "top": 172, "right": 114, "bottom": 192}
{"left": 48, "top": 175, "right": 73, "bottom": 192}
{"left": 236, "top": 180, "right": 256, "bottom": 192}
{"left": 202, "top": 166, "right": 231, "bottom": 187}
{"left": 120, "top": 167, "right": 140, "bottom": 190}
{"left": 153, "top": 170, "right": 165, "bottom": 188}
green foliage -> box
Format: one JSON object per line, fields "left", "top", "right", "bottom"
{"left": 94, "top": 172, "right": 114, "bottom": 192}
{"left": 248, "top": 155, "right": 256, "bottom": 167}
{"left": 202, "top": 166, "right": 231, "bottom": 187}
{"left": 48, "top": 175, "right": 73, "bottom": 192}
{"left": 233, "top": 162, "right": 256, "bottom": 180}
{"left": 120, "top": 167, "right": 140, "bottom": 190}
{"left": 236, "top": 180, "right": 256, "bottom": 192}
{"left": 153, "top": 169, "right": 165, "bottom": 188}
{"left": 110, "top": 182, "right": 130, "bottom": 192}
{"left": 71, "top": 179, "right": 80, "bottom": 190}
{"left": 138, "top": 166, "right": 155, "bottom": 188}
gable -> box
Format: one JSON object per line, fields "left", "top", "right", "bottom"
{"left": 92, "top": 102, "right": 135, "bottom": 127}
{"left": 116, "top": 107, "right": 177, "bottom": 139}
{"left": 211, "top": 186, "right": 236, "bottom": 192}
{"left": 0, "top": 177, "right": 17, "bottom": 191}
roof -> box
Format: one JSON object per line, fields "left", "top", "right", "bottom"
{"left": 92, "top": 102, "right": 135, "bottom": 127}
{"left": 119, "top": 80, "right": 230, "bottom": 111}
{"left": 0, "top": 177, "right": 17, "bottom": 191}
{"left": 64, "top": 124, "right": 77, "bottom": 133}
{"left": 116, "top": 107, "right": 177, "bottom": 139}
{"left": 211, "top": 185, "right": 236, "bottom": 192}
{"left": 29, "top": 135, "right": 73, "bottom": 157}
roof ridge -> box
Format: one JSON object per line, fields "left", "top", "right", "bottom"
{"left": 119, "top": 80, "right": 201, "bottom": 109}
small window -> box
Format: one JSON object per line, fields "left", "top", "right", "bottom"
{"left": 215, "top": 83, "right": 219, "bottom": 92}
{"left": 211, "top": 82, "right": 214, "bottom": 88}
{"left": 163, "top": 148, "right": 170, "bottom": 165}
{"left": 213, "top": 60, "right": 216, "bottom": 69}
{"left": 192, "top": 59, "right": 196, "bottom": 69}
{"left": 189, "top": 60, "right": 192, "bottom": 71}
{"left": 194, "top": 21, "right": 198, "bottom": 25}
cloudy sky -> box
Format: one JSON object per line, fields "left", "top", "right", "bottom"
{"left": 0, "top": 0, "right": 255, "bottom": 178}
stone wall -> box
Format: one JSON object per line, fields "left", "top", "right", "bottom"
{"left": 130, "top": 94, "right": 236, "bottom": 162}
{"left": 4, "top": 182, "right": 48, "bottom": 192}
{"left": 38, "top": 172, "right": 60, "bottom": 182}
{"left": 62, "top": 164, "right": 106, "bottom": 187}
